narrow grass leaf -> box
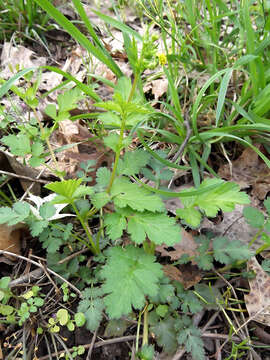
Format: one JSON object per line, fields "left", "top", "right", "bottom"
{"left": 216, "top": 69, "right": 233, "bottom": 126}
{"left": 40, "top": 66, "right": 101, "bottom": 101}
{"left": 191, "top": 68, "right": 230, "bottom": 137}
{"left": 92, "top": 10, "right": 143, "bottom": 41}
{"left": 233, "top": 55, "right": 258, "bottom": 68}
{"left": 0, "top": 68, "right": 35, "bottom": 98}
{"left": 33, "top": 0, "right": 122, "bottom": 77}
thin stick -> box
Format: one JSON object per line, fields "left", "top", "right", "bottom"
{"left": 171, "top": 114, "right": 192, "bottom": 163}
{"left": 9, "top": 268, "right": 44, "bottom": 287}
{"left": 38, "top": 335, "right": 139, "bottom": 360}
{"left": 0, "top": 170, "right": 48, "bottom": 184}
{"left": 86, "top": 329, "right": 98, "bottom": 360}
{"left": 0, "top": 250, "right": 82, "bottom": 298}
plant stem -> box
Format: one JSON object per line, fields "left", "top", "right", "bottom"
{"left": 106, "top": 120, "right": 125, "bottom": 194}
{"left": 136, "top": 309, "right": 142, "bottom": 353}
{"left": 142, "top": 303, "right": 149, "bottom": 346}
{"left": 33, "top": 108, "right": 64, "bottom": 180}
{"left": 71, "top": 202, "right": 98, "bottom": 254}
{"left": 106, "top": 73, "right": 139, "bottom": 193}
{"left": 127, "top": 71, "right": 139, "bottom": 102}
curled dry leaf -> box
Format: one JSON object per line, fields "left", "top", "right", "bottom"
{"left": 244, "top": 257, "right": 270, "bottom": 325}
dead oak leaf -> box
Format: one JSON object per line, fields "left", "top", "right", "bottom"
{"left": 244, "top": 257, "right": 270, "bottom": 325}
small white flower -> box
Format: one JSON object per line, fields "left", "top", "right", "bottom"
{"left": 28, "top": 193, "right": 75, "bottom": 221}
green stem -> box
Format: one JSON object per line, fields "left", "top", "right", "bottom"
{"left": 33, "top": 108, "right": 64, "bottom": 180}
{"left": 143, "top": 240, "right": 156, "bottom": 255}
{"left": 71, "top": 202, "right": 98, "bottom": 254}
{"left": 248, "top": 228, "right": 263, "bottom": 248}
{"left": 106, "top": 120, "right": 125, "bottom": 194}
{"left": 127, "top": 71, "right": 139, "bottom": 102}
{"left": 50, "top": 223, "right": 91, "bottom": 249}
{"left": 106, "top": 72, "right": 139, "bottom": 193}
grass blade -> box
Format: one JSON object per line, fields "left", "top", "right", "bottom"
{"left": 92, "top": 10, "right": 143, "bottom": 41}
{"left": 40, "top": 66, "right": 101, "bottom": 101}
{"left": 33, "top": 0, "right": 122, "bottom": 77}
{"left": 216, "top": 69, "right": 233, "bottom": 126}
{"left": 0, "top": 68, "right": 36, "bottom": 98}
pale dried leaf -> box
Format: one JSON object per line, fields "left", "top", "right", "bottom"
{"left": 0, "top": 43, "right": 46, "bottom": 79}
{"left": 151, "top": 78, "right": 168, "bottom": 100}
{"left": 244, "top": 257, "right": 270, "bottom": 325}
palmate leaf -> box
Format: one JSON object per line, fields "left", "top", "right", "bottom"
{"left": 2, "top": 134, "right": 31, "bottom": 156}
{"left": 178, "top": 326, "right": 205, "bottom": 360}
{"left": 243, "top": 206, "right": 265, "bottom": 228}
{"left": 194, "top": 179, "right": 250, "bottom": 216}
{"left": 77, "top": 297, "right": 104, "bottom": 332}
{"left": 151, "top": 316, "right": 178, "bottom": 354}
{"left": 45, "top": 179, "right": 93, "bottom": 204}
{"left": 111, "top": 177, "right": 164, "bottom": 212}
{"left": 95, "top": 167, "right": 111, "bottom": 189}
{"left": 104, "top": 209, "right": 181, "bottom": 245}
{"left": 104, "top": 212, "right": 127, "bottom": 240}
{"left": 176, "top": 207, "right": 202, "bottom": 228}
{"left": 175, "top": 316, "right": 205, "bottom": 360}
{"left": 177, "top": 178, "right": 250, "bottom": 227}
{"left": 101, "top": 246, "right": 163, "bottom": 318}
{"left": 0, "top": 202, "right": 30, "bottom": 226}
{"left": 213, "top": 237, "right": 253, "bottom": 264}
{"left": 127, "top": 211, "right": 181, "bottom": 245}
{"left": 117, "top": 149, "right": 150, "bottom": 176}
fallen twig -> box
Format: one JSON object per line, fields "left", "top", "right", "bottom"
{"left": 0, "top": 250, "right": 82, "bottom": 298}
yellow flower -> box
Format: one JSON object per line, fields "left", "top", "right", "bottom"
{"left": 158, "top": 53, "right": 167, "bottom": 66}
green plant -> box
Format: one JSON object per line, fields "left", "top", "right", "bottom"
{"left": 0, "top": 0, "right": 52, "bottom": 43}
{"left": 0, "top": 74, "right": 256, "bottom": 358}
{"left": 47, "top": 309, "right": 85, "bottom": 333}
{"left": 243, "top": 197, "right": 270, "bottom": 254}
{"left": 60, "top": 345, "right": 85, "bottom": 359}
{"left": 0, "top": 278, "right": 44, "bottom": 325}
{"left": 1, "top": 0, "right": 270, "bottom": 357}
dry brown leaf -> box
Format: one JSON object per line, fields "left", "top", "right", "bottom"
{"left": 244, "top": 257, "right": 270, "bottom": 325}
{"left": 218, "top": 145, "right": 270, "bottom": 200}
{"left": 0, "top": 224, "right": 23, "bottom": 261}
{"left": 156, "top": 229, "right": 198, "bottom": 262}
{"left": 163, "top": 264, "right": 202, "bottom": 289}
